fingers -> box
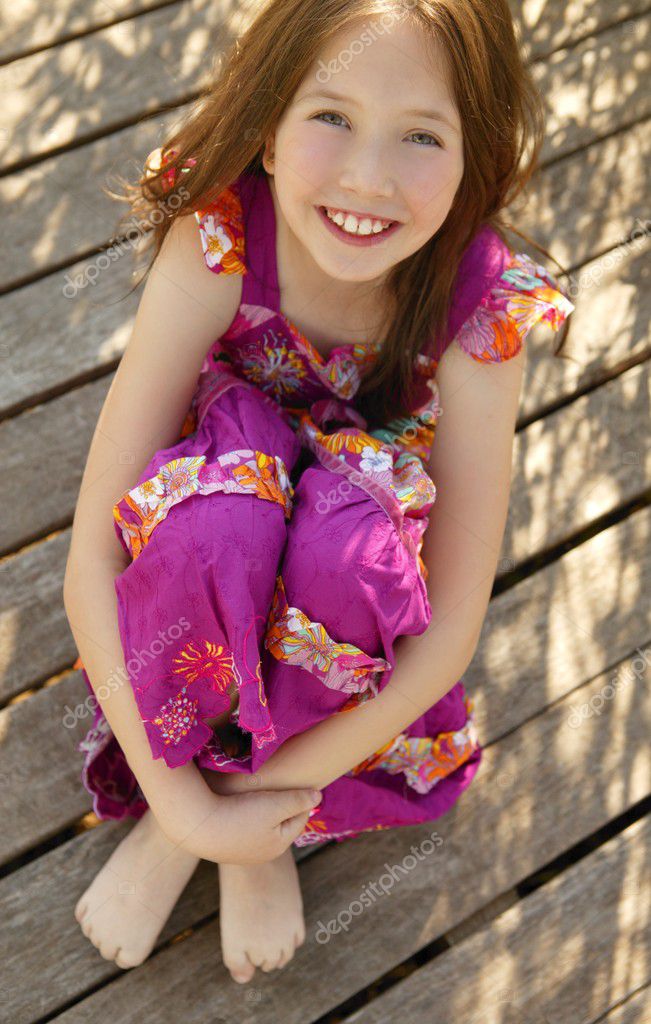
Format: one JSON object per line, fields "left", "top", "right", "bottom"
{"left": 278, "top": 808, "right": 313, "bottom": 845}
{"left": 267, "top": 788, "right": 322, "bottom": 824}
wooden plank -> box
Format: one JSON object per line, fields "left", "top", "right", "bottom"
{"left": 512, "top": 117, "right": 649, "bottom": 273}
{"left": 0, "top": 377, "right": 108, "bottom": 557}
{"left": 528, "top": 15, "right": 651, "bottom": 160}
{"left": 337, "top": 816, "right": 651, "bottom": 1024}
{"left": 18, "top": 644, "right": 648, "bottom": 1024}
{"left": 2, "top": 0, "right": 647, "bottom": 67}
{"left": 519, "top": 0, "right": 651, "bottom": 61}
{"left": 2, "top": 3, "right": 649, "bottom": 171}
{"left": 0, "top": 0, "right": 180, "bottom": 63}
{"left": 507, "top": 360, "right": 651, "bottom": 563}
{"left": 0, "top": 532, "right": 71, "bottom": 698}
{"left": 2, "top": 354, "right": 649, "bottom": 701}
{"left": 2, "top": 487, "right": 649, "bottom": 863}
{"left": 519, "top": 233, "right": 651, "bottom": 422}
{"left": 593, "top": 986, "right": 651, "bottom": 1024}
{"left": 0, "top": 246, "right": 139, "bottom": 419}
{"left": 0, "top": 106, "right": 188, "bottom": 294}
{"left": 0, "top": 1, "right": 236, "bottom": 172}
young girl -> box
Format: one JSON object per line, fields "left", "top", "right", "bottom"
{"left": 64, "top": 0, "right": 574, "bottom": 985}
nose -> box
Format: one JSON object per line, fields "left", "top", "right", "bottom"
{"left": 337, "top": 135, "right": 395, "bottom": 202}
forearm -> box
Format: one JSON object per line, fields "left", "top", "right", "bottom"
{"left": 210, "top": 616, "right": 476, "bottom": 795}
{"left": 64, "top": 558, "right": 214, "bottom": 833}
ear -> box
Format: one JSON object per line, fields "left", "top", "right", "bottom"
{"left": 262, "top": 132, "right": 276, "bottom": 174}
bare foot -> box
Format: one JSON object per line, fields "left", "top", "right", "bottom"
{"left": 218, "top": 846, "right": 306, "bottom": 983}
{"left": 74, "top": 808, "right": 200, "bottom": 969}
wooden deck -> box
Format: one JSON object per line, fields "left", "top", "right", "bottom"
{"left": 1, "top": 1, "right": 650, "bottom": 1021}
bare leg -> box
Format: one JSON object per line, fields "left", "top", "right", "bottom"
{"left": 200, "top": 704, "right": 307, "bottom": 984}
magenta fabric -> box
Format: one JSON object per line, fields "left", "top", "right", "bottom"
{"left": 76, "top": 168, "right": 489, "bottom": 847}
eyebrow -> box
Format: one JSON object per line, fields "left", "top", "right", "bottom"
{"left": 298, "top": 89, "right": 459, "bottom": 133}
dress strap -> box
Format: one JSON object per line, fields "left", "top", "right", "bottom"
{"left": 236, "top": 170, "right": 281, "bottom": 311}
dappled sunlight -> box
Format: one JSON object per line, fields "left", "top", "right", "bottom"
{"left": 0, "top": 0, "right": 648, "bottom": 1020}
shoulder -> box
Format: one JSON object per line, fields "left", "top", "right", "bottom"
{"left": 151, "top": 211, "right": 243, "bottom": 339}
{"left": 446, "top": 225, "right": 575, "bottom": 365}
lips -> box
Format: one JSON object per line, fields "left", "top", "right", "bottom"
{"left": 315, "top": 204, "right": 402, "bottom": 246}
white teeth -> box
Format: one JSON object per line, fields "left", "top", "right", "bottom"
{"left": 325, "top": 207, "right": 393, "bottom": 236}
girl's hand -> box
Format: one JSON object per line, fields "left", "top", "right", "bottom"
{"left": 157, "top": 787, "right": 321, "bottom": 865}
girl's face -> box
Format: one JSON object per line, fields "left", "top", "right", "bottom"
{"left": 263, "top": 14, "right": 464, "bottom": 290}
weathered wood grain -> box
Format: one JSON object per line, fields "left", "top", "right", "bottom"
{"left": 0, "top": 105, "right": 189, "bottom": 293}
{"left": 3, "top": 2, "right": 647, "bottom": 170}
{"left": 337, "top": 816, "right": 651, "bottom": 1023}
{"left": 0, "top": 0, "right": 179, "bottom": 62}
{"left": 0, "top": 1, "right": 235, "bottom": 171}
{"left": 2, "top": 0, "right": 647, "bottom": 65}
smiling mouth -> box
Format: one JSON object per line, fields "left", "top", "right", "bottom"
{"left": 318, "top": 205, "right": 399, "bottom": 237}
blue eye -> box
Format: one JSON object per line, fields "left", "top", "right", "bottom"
{"left": 313, "top": 111, "right": 442, "bottom": 148}
{"left": 314, "top": 111, "right": 347, "bottom": 127}
{"left": 409, "top": 131, "right": 442, "bottom": 148}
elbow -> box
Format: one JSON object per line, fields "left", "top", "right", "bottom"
{"left": 458, "top": 635, "right": 479, "bottom": 679}
{"left": 63, "top": 572, "right": 82, "bottom": 615}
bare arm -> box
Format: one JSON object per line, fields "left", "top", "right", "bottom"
{"left": 64, "top": 210, "right": 244, "bottom": 832}
{"left": 208, "top": 340, "right": 526, "bottom": 793}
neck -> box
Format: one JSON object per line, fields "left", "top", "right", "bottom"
{"left": 267, "top": 174, "right": 388, "bottom": 312}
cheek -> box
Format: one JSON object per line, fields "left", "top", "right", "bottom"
{"left": 283, "top": 126, "right": 344, "bottom": 181}
{"left": 407, "top": 156, "right": 463, "bottom": 221}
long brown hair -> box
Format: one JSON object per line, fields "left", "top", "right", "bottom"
{"left": 107, "top": 0, "right": 573, "bottom": 427}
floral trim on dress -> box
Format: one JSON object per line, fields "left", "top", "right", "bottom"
{"left": 294, "top": 816, "right": 391, "bottom": 847}
{"left": 146, "top": 147, "right": 247, "bottom": 275}
{"left": 454, "top": 251, "right": 575, "bottom": 363}
{"left": 195, "top": 195, "right": 247, "bottom": 277}
{"left": 264, "top": 574, "right": 390, "bottom": 694}
{"left": 347, "top": 694, "right": 480, "bottom": 794}
{"left": 292, "top": 406, "right": 437, "bottom": 565}
{"left": 113, "top": 449, "right": 294, "bottom": 560}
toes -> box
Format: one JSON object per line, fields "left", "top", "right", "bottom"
{"left": 274, "top": 948, "right": 293, "bottom": 969}
{"left": 227, "top": 957, "right": 256, "bottom": 984}
{"left": 74, "top": 900, "right": 88, "bottom": 923}
{"left": 98, "top": 943, "right": 119, "bottom": 962}
{"left": 115, "top": 948, "right": 147, "bottom": 970}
